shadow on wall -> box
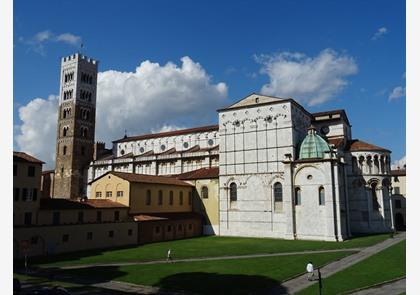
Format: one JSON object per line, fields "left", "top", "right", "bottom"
{"left": 157, "top": 272, "right": 285, "bottom": 295}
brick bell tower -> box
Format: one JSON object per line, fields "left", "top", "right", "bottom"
{"left": 53, "top": 53, "right": 99, "bottom": 199}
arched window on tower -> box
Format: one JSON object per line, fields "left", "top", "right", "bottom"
{"left": 201, "top": 186, "right": 209, "bottom": 199}
{"left": 229, "top": 182, "right": 237, "bottom": 202}
{"left": 62, "top": 127, "right": 68, "bottom": 137}
{"left": 274, "top": 182, "right": 283, "bottom": 211}
{"left": 319, "top": 186, "right": 325, "bottom": 205}
{"left": 63, "top": 145, "right": 67, "bottom": 155}
{"left": 294, "top": 187, "right": 301, "bottom": 205}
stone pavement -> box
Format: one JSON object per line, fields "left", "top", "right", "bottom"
{"left": 59, "top": 248, "right": 362, "bottom": 269}
{"left": 271, "top": 232, "right": 406, "bottom": 295}
{"left": 348, "top": 278, "right": 405, "bottom": 295}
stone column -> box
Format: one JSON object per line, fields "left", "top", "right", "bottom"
{"left": 283, "top": 162, "right": 295, "bottom": 240}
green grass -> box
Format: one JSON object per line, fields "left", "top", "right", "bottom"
{"left": 297, "top": 240, "right": 406, "bottom": 295}
{"left": 59, "top": 251, "right": 354, "bottom": 295}
{"left": 28, "top": 233, "right": 389, "bottom": 267}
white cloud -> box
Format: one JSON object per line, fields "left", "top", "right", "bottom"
{"left": 55, "top": 33, "right": 82, "bottom": 45}
{"left": 256, "top": 49, "right": 358, "bottom": 106}
{"left": 391, "top": 155, "right": 406, "bottom": 170}
{"left": 151, "top": 125, "right": 185, "bottom": 134}
{"left": 372, "top": 27, "right": 388, "bottom": 40}
{"left": 14, "top": 57, "right": 228, "bottom": 168}
{"left": 388, "top": 86, "right": 405, "bottom": 101}
{"left": 20, "top": 30, "right": 82, "bottom": 55}
{"left": 15, "top": 95, "right": 59, "bottom": 168}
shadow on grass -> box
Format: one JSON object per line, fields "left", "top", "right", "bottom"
{"left": 156, "top": 272, "right": 286, "bottom": 295}
{"left": 16, "top": 267, "right": 134, "bottom": 295}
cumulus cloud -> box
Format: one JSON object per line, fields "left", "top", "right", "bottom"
{"left": 14, "top": 57, "right": 228, "bottom": 168}
{"left": 388, "top": 86, "right": 405, "bottom": 101}
{"left": 372, "top": 27, "right": 388, "bottom": 40}
{"left": 256, "top": 49, "right": 358, "bottom": 106}
{"left": 392, "top": 155, "right": 406, "bottom": 170}
{"left": 15, "top": 95, "right": 59, "bottom": 168}
{"left": 20, "top": 30, "right": 82, "bottom": 55}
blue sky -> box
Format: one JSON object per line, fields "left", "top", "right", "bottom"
{"left": 13, "top": 0, "right": 406, "bottom": 168}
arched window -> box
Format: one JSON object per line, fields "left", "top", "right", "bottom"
{"left": 201, "top": 186, "right": 209, "bottom": 199}
{"left": 294, "top": 187, "right": 301, "bottom": 205}
{"left": 319, "top": 187, "right": 325, "bottom": 205}
{"left": 371, "top": 183, "right": 379, "bottom": 211}
{"left": 146, "top": 190, "right": 152, "bottom": 205}
{"left": 169, "top": 191, "right": 174, "bottom": 205}
{"left": 158, "top": 190, "right": 163, "bottom": 205}
{"left": 63, "top": 127, "right": 68, "bottom": 137}
{"left": 63, "top": 145, "right": 67, "bottom": 155}
{"left": 352, "top": 157, "right": 358, "bottom": 174}
{"left": 274, "top": 182, "right": 283, "bottom": 202}
{"left": 179, "top": 191, "right": 184, "bottom": 205}
{"left": 229, "top": 182, "right": 237, "bottom": 202}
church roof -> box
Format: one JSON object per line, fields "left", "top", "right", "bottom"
{"left": 177, "top": 167, "right": 219, "bottom": 180}
{"left": 91, "top": 171, "right": 194, "bottom": 187}
{"left": 348, "top": 140, "right": 391, "bottom": 153}
{"left": 299, "top": 127, "right": 331, "bottom": 159}
{"left": 13, "top": 151, "right": 45, "bottom": 164}
{"left": 113, "top": 125, "right": 219, "bottom": 143}
{"left": 40, "top": 198, "right": 127, "bottom": 210}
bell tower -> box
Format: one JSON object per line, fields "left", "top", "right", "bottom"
{"left": 53, "top": 53, "right": 99, "bottom": 199}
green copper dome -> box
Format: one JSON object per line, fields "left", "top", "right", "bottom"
{"left": 299, "top": 126, "right": 331, "bottom": 159}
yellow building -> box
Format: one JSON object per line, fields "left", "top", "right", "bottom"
{"left": 90, "top": 171, "right": 194, "bottom": 214}
{"left": 177, "top": 167, "right": 220, "bottom": 235}
{"left": 13, "top": 152, "right": 44, "bottom": 226}
{"left": 13, "top": 152, "right": 138, "bottom": 259}
{"left": 391, "top": 168, "right": 406, "bottom": 231}
{"left": 90, "top": 171, "right": 203, "bottom": 244}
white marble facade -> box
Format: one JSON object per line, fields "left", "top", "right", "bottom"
{"left": 87, "top": 93, "right": 393, "bottom": 241}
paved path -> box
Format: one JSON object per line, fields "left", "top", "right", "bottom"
{"left": 59, "top": 248, "right": 362, "bottom": 270}
{"left": 348, "top": 278, "right": 405, "bottom": 295}
{"left": 271, "top": 232, "right": 406, "bottom": 295}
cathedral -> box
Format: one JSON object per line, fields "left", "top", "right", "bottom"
{"left": 53, "top": 53, "right": 394, "bottom": 242}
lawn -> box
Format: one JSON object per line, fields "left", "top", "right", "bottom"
{"left": 29, "top": 233, "right": 390, "bottom": 268}
{"left": 58, "top": 251, "right": 354, "bottom": 295}
{"left": 296, "top": 240, "right": 406, "bottom": 295}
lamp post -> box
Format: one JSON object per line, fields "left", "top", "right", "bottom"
{"left": 317, "top": 267, "right": 322, "bottom": 295}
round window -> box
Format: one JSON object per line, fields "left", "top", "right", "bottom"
{"left": 183, "top": 142, "right": 189, "bottom": 148}
{"left": 161, "top": 144, "right": 166, "bottom": 151}
{"left": 321, "top": 126, "right": 330, "bottom": 135}
{"left": 139, "top": 147, "right": 145, "bottom": 153}
{"left": 307, "top": 175, "right": 313, "bottom": 180}
{"left": 120, "top": 149, "right": 125, "bottom": 155}
{"left": 208, "top": 139, "right": 214, "bottom": 146}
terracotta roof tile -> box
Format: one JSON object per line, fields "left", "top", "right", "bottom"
{"left": 40, "top": 198, "right": 127, "bottom": 210}
{"left": 113, "top": 125, "right": 219, "bottom": 143}
{"left": 13, "top": 151, "right": 45, "bottom": 164}
{"left": 94, "top": 171, "right": 194, "bottom": 187}
{"left": 133, "top": 212, "right": 203, "bottom": 222}
{"left": 391, "top": 169, "right": 406, "bottom": 176}
{"left": 348, "top": 140, "right": 391, "bottom": 152}
{"left": 327, "top": 138, "right": 345, "bottom": 148}
{"left": 177, "top": 167, "right": 219, "bottom": 180}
